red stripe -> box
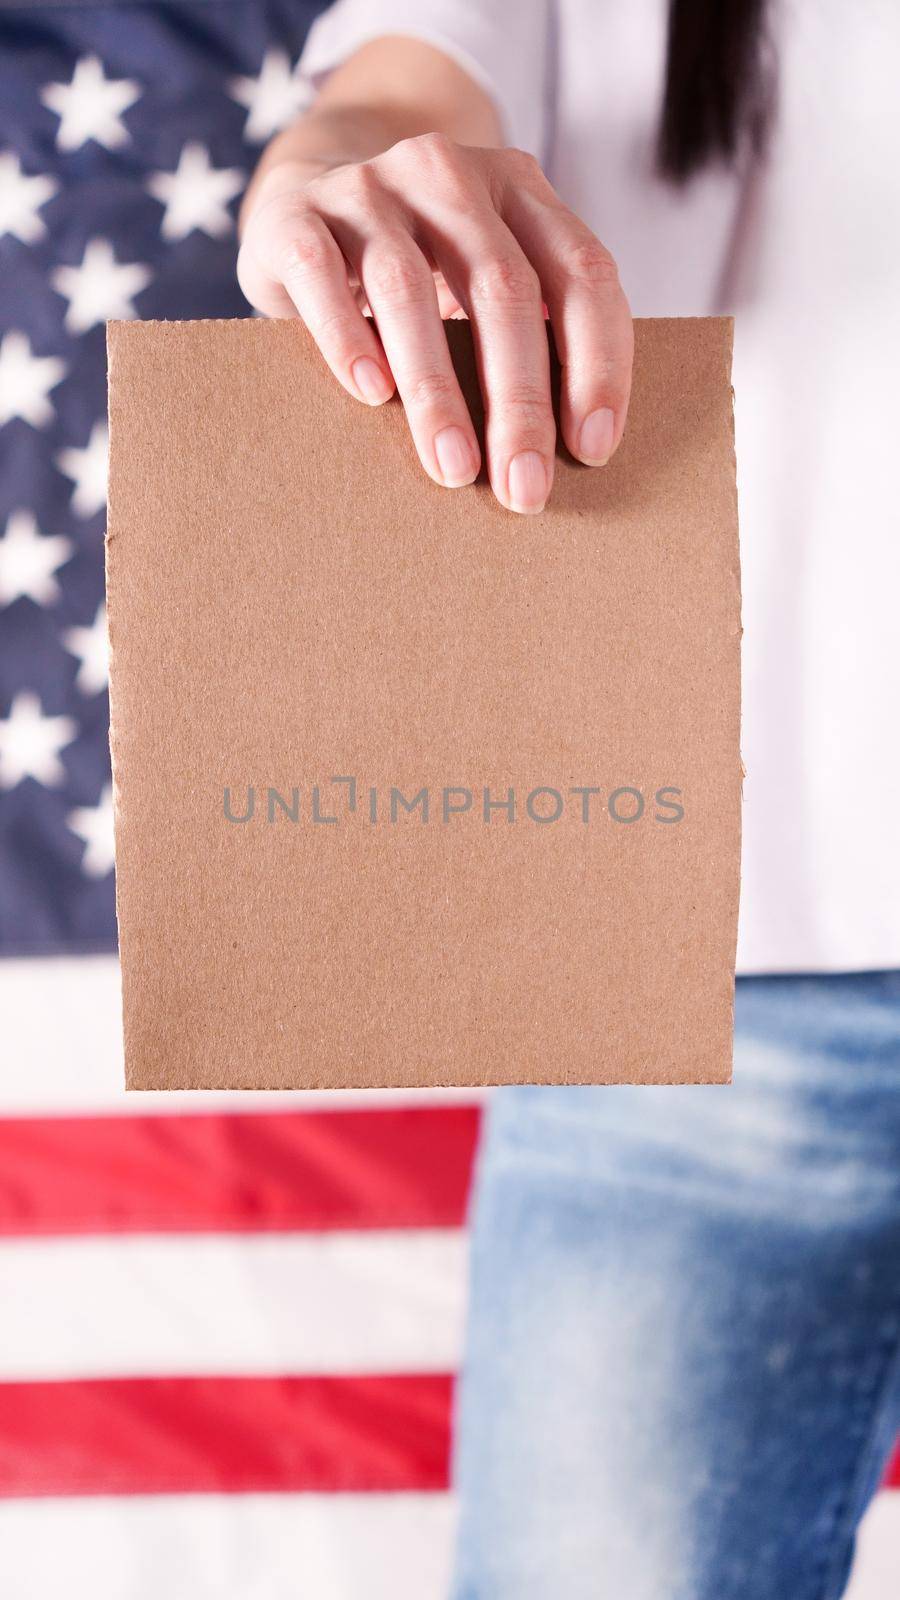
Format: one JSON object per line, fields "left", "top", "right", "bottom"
{"left": 0, "top": 1373, "right": 453, "bottom": 1497}
{"left": 0, "top": 1106, "right": 480, "bottom": 1237}
{"left": 1, "top": 1371, "right": 896, "bottom": 1501}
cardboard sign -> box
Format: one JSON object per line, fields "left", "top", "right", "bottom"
{"left": 106, "top": 316, "right": 741, "bottom": 1089}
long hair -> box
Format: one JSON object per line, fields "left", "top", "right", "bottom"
{"left": 658, "top": 0, "right": 775, "bottom": 181}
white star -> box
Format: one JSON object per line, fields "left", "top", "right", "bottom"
{"left": 57, "top": 420, "right": 108, "bottom": 518}
{"left": 0, "top": 330, "right": 66, "bottom": 429}
{"left": 229, "top": 50, "right": 311, "bottom": 144}
{"left": 41, "top": 56, "right": 140, "bottom": 152}
{"left": 68, "top": 783, "right": 115, "bottom": 877}
{"left": 0, "top": 691, "right": 76, "bottom": 789}
{"left": 0, "top": 152, "right": 57, "bottom": 244}
{"left": 64, "top": 604, "right": 109, "bottom": 696}
{"left": 0, "top": 510, "right": 73, "bottom": 607}
{"left": 147, "top": 143, "right": 244, "bottom": 241}
{"left": 51, "top": 238, "right": 151, "bottom": 335}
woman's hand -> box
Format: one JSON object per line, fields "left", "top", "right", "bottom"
{"left": 238, "top": 132, "right": 632, "bottom": 515}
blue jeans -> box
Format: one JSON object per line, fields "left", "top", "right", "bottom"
{"left": 452, "top": 972, "right": 900, "bottom": 1600}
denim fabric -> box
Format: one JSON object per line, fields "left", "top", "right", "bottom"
{"left": 453, "top": 972, "right": 900, "bottom": 1600}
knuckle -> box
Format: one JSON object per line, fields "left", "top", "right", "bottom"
{"left": 393, "top": 130, "right": 456, "bottom": 168}
{"left": 415, "top": 129, "right": 455, "bottom": 161}
{"left": 503, "top": 146, "right": 543, "bottom": 182}
{"left": 405, "top": 368, "right": 459, "bottom": 411}
{"left": 364, "top": 246, "right": 429, "bottom": 305}
{"left": 314, "top": 304, "right": 363, "bottom": 352}
{"left": 469, "top": 253, "right": 541, "bottom": 310}
{"left": 339, "top": 159, "right": 385, "bottom": 208}
{"left": 277, "top": 229, "right": 332, "bottom": 282}
{"left": 387, "top": 132, "right": 473, "bottom": 209}
{"left": 495, "top": 383, "right": 554, "bottom": 433}
{"left": 245, "top": 189, "right": 307, "bottom": 249}
{"left": 560, "top": 237, "right": 620, "bottom": 289}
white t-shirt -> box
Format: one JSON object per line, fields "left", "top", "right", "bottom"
{"left": 301, "top": 0, "right": 900, "bottom": 976}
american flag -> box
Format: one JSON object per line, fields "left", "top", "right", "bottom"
{"left": 0, "top": 956, "right": 480, "bottom": 1596}
{"left": 0, "top": 5, "right": 896, "bottom": 1595}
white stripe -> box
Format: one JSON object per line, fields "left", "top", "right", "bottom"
{"left": 0, "top": 1230, "right": 466, "bottom": 1379}
{"left": 0, "top": 1493, "right": 457, "bottom": 1600}
{"left": 0, "top": 1489, "right": 895, "bottom": 1600}
{"left": 1, "top": 1484, "right": 890, "bottom": 1600}
{"left": 0, "top": 955, "right": 485, "bottom": 1112}
{"left": 846, "top": 1492, "right": 900, "bottom": 1600}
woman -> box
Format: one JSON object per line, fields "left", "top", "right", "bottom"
{"left": 238, "top": 3, "right": 900, "bottom": 1598}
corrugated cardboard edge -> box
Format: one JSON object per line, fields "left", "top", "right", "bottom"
{"left": 724, "top": 316, "right": 742, "bottom": 1086}
{"left": 105, "top": 322, "right": 125, "bottom": 1085}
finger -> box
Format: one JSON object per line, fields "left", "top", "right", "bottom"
{"left": 502, "top": 177, "right": 633, "bottom": 466}
{"left": 345, "top": 228, "right": 481, "bottom": 489}
{"left": 235, "top": 250, "right": 298, "bottom": 320}
{"left": 436, "top": 216, "right": 555, "bottom": 514}
{"left": 240, "top": 208, "right": 395, "bottom": 407}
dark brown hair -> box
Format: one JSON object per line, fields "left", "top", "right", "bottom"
{"left": 658, "top": 0, "right": 775, "bottom": 181}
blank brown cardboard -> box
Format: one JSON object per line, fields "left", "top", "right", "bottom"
{"left": 106, "top": 316, "right": 741, "bottom": 1089}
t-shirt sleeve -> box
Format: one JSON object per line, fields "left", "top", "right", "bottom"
{"left": 298, "top": 0, "right": 551, "bottom": 160}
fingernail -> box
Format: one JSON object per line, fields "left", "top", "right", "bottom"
{"left": 352, "top": 356, "right": 392, "bottom": 406}
{"left": 578, "top": 407, "right": 615, "bottom": 464}
{"left": 507, "top": 450, "right": 548, "bottom": 514}
{"left": 434, "top": 425, "right": 478, "bottom": 487}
